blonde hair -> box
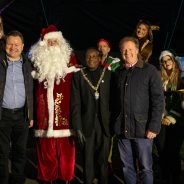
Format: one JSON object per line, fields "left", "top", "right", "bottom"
{"left": 160, "top": 55, "right": 181, "bottom": 91}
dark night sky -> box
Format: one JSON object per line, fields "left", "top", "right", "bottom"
{"left": 0, "top": 0, "right": 184, "bottom": 65}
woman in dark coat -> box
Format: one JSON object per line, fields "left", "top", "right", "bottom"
{"left": 155, "top": 50, "right": 184, "bottom": 184}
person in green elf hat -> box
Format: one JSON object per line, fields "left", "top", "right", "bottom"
{"left": 97, "top": 39, "right": 121, "bottom": 72}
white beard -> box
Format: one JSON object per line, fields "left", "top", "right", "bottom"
{"left": 30, "top": 34, "right": 79, "bottom": 138}
{"left": 30, "top": 39, "right": 75, "bottom": 87}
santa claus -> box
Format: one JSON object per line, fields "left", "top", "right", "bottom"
{"left": 30, "top": 25, "right": 79, "bottom": 184}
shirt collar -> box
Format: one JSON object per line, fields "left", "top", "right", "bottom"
{"left": 122, "top": 59, "right": 144, "bottom": 69}
{"left": 6, "top": 55, "right": 23, "bottom": 64}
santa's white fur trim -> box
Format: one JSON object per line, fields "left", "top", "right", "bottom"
{"left": 66, "top": 65, "right": 80, "bottom": 73}
{"left": 39, "top": 41, "right": 45, "bottom": 46}
{"left": 44, "top": 31, "right": 63, "bottom": 41}
{"left": 47, "top": 79, "right": 55, "bottom": 133}
{"left": 31, "top": 70, "right": 36, "bottom": 78}
{"left": 34, "top": 129, "right": 74, "bottom": 138}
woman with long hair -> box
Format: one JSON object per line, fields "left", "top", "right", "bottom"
{"left": 155, "top": 50, "right": 184, "bottom": 184}
{"left": 133, "top": 20, "right": 159, "bottom": 63}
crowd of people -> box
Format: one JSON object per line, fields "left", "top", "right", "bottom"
{"left": 0, "top": 15, "right": 184, "bottom": 184}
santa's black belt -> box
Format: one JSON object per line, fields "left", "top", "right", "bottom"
{"left": 2, "top": 107, "right": 24, "bottom": 113}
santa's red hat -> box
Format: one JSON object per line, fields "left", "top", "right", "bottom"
{"left": 41, "top": 24, "right": 59, "bottom": 40}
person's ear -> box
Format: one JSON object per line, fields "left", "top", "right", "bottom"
{"left": 21, "top": 43, "right": 24, "bottom": 51}
{"left": 107, "top": 47, "right": 110, "bottom": 53}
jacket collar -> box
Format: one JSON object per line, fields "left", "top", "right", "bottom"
{"left": 134, "top": 59, "right": 144, "bottom": 68}
{"left": 0, "top": 51, "right": 25, "bottom": 68}
{"left": 122, "top": 59, "right": 144, "bottom": 69}
{"left": 0, "top": 52, "right": 8, "bottom": 68}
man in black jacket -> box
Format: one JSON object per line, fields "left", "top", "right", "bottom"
{"left": 71, "top": 48, "right": 111, "bottom": 184}
{"left": 112, "top": 36, "right": 164, "bottom": 184}
{"left": 0, "top": 31, "right": 33, "bottom": 184}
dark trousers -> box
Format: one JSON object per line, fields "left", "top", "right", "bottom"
{"left": 118, "top": 138, "right": 153, "bottom": 184}
{"left": 0, "top": 108, "right": 29, "bottom": 184}
{"left": 155, "top": 123, "right": 184, "bottom": 184}
{"left": 83, "top": 118, "right": 110, "bottom": 184}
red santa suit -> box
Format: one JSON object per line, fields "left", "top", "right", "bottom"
{"left": 30, "top": 25, "right": 79, "bottom": 182}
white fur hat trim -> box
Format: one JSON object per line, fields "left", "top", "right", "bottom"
{"left": 159, "top": 50, "right": 174, "bottom": 61}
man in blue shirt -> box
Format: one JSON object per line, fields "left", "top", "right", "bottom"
{"left": 0, "top": 30, "right": 33, "bottom": 184}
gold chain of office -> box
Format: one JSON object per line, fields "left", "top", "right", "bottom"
{"left": 81, "top": 68, "right": 106, "bottom": 100}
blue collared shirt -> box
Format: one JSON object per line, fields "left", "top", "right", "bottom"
{"left": 2, "top": 57, "right": 26, "bottom": 109}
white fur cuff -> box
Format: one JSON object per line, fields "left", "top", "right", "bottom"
{"left": 166, "top": 115, "right": 176, "bottom": 125}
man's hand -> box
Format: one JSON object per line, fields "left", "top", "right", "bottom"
{"left": 29, "top": 120, "right": 34, "bottom": 128}
{"left": 146, "top": 130, "right": 157, "bottom": 139}
{"left": 76, "top": 130, "right": 86, "bottom": 149}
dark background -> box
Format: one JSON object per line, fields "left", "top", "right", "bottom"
{"left": 0, "top": 1, "right": 184, "bottom": 182}
{"left": 0, "top": 0, "right": 184, "bottom": 66}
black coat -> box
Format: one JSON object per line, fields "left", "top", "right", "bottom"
{"left": 71, "top": 67, "right": 111, "bottom": 137}
{"left": 112, "top": 60, "right": 164, "bottom": 138}
{"left": 0, "top": 52, "right": 33, "bottom": 120}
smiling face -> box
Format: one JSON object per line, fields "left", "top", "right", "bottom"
{"left": 47, "top": 38, "right": 59, "bottom": 47}
{"left": 98, "top": 41, "right": 110, "bottom": 57}
{"left": 161, "top": 55, "right": 174, "bottom": 71}
{"left": 136, "top": 23, "right": 149, "bottom": 39}
{"left": 86, "top": 48, "right": 100, "bottom": 71}
{"left": 5, "top": 35, "right": 24, "bottom": 61}
{"left": 120, "top": 40, "right": 139, "bottom": 65}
